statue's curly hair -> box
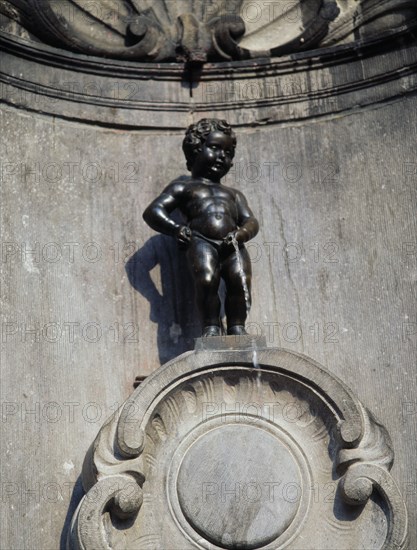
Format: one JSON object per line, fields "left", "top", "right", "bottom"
{"left": 182, "top": 118, "right": 236, "bottom": 171}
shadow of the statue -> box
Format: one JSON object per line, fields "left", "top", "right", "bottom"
{"left": 60, "top": 476, "right": 84, "bottom": 549}
{"left": 126, "top": 234, "right": 200, "bottom": 365}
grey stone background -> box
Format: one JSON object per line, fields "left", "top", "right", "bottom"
{"left": 1, "top": 87, "right": 416, "bottom": 547}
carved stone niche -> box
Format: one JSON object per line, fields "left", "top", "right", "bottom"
{"left": 68, "top": 346, "right": 408, "bottom": 550}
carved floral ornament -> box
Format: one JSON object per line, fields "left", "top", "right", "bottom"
{"left": 0, "top": 0, "right": 416, "bottom": 62}
{"left": 67, "top": 348, "right": 408, "bottom": 550}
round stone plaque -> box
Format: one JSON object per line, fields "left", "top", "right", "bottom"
{"left": 174, "top": 424, "right": 304, "bottom": 549}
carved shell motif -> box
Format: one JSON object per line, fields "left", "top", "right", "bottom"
{"left": 0, "top": 0, "right": 416, "bottom": 61}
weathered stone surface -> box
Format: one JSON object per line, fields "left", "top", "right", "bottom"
{"left": 0, "top": 22, "right": 416, "bottom": 550}
{"left": 176, "top": 424, "right": 302, "bottom": 548}
{"left": 0, "top": 27, "right": 416, "bottom": 128}
{"left": 68, "top": 347, "right": 408, "bottom": 549}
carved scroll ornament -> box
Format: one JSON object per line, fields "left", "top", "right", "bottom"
{"left": 67, "top": 348, "right": 408, "bottom": 549}
{"left": 0, "top": 0, "right": 416, "bottom": 62}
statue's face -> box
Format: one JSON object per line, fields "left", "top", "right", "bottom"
{"left": 192, "top": 131, "right": 234, "bottom": 182}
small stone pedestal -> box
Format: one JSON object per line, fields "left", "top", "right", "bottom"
{"left": 68, "top": 345, "right": 408, "bottom": 549}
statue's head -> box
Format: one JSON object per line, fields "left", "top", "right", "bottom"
{"left": 183, "top": 119, "right": 236, "bottom": 176}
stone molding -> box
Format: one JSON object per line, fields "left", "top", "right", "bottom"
{"left": 0, "top": 0, "right": 416, "bottom": 62}
{"left": 67, "top": 347, "right": 408, "bottom": 549}
{"left": 0, "top": 26, "right": 416, "bottom": 129}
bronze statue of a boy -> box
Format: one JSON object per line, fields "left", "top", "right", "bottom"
{"left": 143, "top": 118, "right": 259, "bottom": 336}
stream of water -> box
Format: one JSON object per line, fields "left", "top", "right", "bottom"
{"left": 231, "top": 237, "right": 261, "bottom": 386}
{"left": 231, "top": 236, "right": 251, "bottom": 315}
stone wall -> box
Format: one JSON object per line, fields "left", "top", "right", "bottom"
{"left": 1, "top": 26, "right": 416, "bottom": 549}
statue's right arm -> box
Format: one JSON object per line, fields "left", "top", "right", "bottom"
{"left": 143, "top": 180, "right": 186, "bottom": 238}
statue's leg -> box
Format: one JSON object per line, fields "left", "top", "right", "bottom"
{"left": 187, "top": 238, "right": 221, "bottom": 333}
{"left": 221, "top": 246, "right": 252, "bottom": 333}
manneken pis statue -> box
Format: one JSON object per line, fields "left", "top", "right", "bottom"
{"left": 143, "top": 118, "right": 259, "bottom": 337}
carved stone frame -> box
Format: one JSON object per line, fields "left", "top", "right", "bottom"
{"left": 68, "top": 347, "right": 408, "bottom": 549}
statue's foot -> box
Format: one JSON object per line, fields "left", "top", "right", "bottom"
{"left": 202, "top": 325, "right": 221, "bottom": 337}
{"left": 227, "top": 325, "right": 248, "bottom": 336}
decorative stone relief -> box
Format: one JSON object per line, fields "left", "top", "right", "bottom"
{"left": 0, "top": 0, "right": 416, "bottom": 62}
{"left": 67, "top": 346, "right": 408, "bottom": 549}
{"left": 1, "top": 25, "right": 416, "bottom": 128}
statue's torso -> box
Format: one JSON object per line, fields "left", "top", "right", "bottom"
{"left": 179, "top": 181, "right": 239, "bottom": 240}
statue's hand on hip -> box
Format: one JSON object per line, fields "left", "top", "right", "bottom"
{"left": 176, "top": 225, "right": 192, "bottom": 248}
